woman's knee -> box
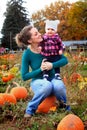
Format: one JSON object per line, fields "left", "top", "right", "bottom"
{"left": 51, "top": 79, "right": 67, "bottom": 101}
{"left": 31, "top": 79, "right": 52, "bottom": 95}
{"left": 40, "top": 80, "right": 52, "bottom": 95}
{"left": 52, "top": 79, "right": 65, "bottom": 89}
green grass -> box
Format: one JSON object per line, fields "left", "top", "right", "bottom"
{"left": 0, "top": 51, "right": 87, "bottom": 129}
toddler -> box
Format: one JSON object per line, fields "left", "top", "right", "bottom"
{"left": 40, "top": 20, "right": 65, "bottom": 80}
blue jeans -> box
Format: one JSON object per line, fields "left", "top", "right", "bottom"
{"left": 25, "top": 78, "right": 67, "bottom": 115}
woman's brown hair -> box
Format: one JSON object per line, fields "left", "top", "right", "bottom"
{"left": 15, "top": 25, "right": 33, "bottom": 48}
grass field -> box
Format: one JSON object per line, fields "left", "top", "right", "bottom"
{"left": 0, "top": 50, "right": 87, "bottom": 130}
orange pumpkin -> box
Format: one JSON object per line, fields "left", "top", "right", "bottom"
{"left": 2, "top": 74, "right": 14, "bottom": 82}
{"left": 37, "top": 95, "right": 57, "bottom": 113}
{"left": 2, "top": 76, "right": 10, "bottom": 82}
{"left": 57, "top": 114, "right": 84, "bottom": 130}
{"left": 10, "top": 81, "right": 28, "bottom": 100}
{"left": 2, "top": 54, "right": 8, "bottom": 59}
{"left": 0, "top": 85, "right": 16, "bottom": 104}
{"left": 1, "top": 93, "right": 16, "bottom": 104}
{"left": 0, "top": 95, "right": 5, "bottom": 105}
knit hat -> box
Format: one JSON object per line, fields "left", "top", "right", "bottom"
{"left": 45, "top": 20, "right": 60, "bottom": 32}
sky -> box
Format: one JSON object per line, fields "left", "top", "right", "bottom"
{"left": 0, "top": 0, "right": 78, "bottom": 37}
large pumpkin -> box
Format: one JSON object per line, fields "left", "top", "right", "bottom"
{"left": 0, "top": 85, "right": 16, "bottom": 105}
{"left": 10, "top": 81, "right": 28, "bottom": 100}
{"left": 57, "top": 114, "right": 84, "bottom": 130}
{"left": 37, "top": 95, "right": 57, "bottom": 113}
{"left": 1, "top": 93, "right": 16, "bottom": 104}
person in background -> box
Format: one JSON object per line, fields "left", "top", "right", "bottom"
{"left": 15, "top": 25, "right": 70, "bottom": 118}
{"left": 39, "top": 20, "right": 65, "bottom": 80}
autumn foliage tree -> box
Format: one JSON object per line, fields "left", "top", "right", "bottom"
{"left": 67, "top": 0, "right": 87, "bottom": 40}
{"left": 32, "top": 1, "right": 71, "bottom": 37}
{"left": 32, "top": 10, "right": 46, "bottom": 34}
{"left": 32, "top": 0, "right": 87, "bottom": 40}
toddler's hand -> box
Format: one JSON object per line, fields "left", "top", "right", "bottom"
{"left": 59, "top": 50, "right": 63, "bottom": 55}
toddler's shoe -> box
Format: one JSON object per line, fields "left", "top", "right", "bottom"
{"left": 43, "top": 74, "right": 49, "bottom": 80}
{"left": 55, "top": 73, "right": 61, "bottom": 80}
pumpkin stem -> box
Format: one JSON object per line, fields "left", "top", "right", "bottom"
{"left": 13, "top": 81, "right": 20, "bottom": 87}
{"left": 5, "top": 85, "right": 11, "bottom": 93}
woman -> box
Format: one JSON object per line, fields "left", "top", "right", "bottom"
{"left": 15, "top": 25, "right": 70, "bottom": 118}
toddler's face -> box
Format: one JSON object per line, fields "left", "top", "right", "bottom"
{"left": 46, "top": 28, "right": 56, "bottom": 36}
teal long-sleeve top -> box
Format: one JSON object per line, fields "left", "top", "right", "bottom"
{"left": 21, "top": 48, "right": 68, "bottom": 81}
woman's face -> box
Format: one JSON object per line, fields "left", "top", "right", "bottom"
{"left": 29, "top": 27, "right": 43, "bottom": 44}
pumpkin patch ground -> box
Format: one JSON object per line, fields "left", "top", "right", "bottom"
{"left": 1, "top": 99, "right": 87, "bottom": 130}
{"left": 0, "top": 51, "right": 87, "bottom": 130}
{"left": 0, "top": 92, "right": 87, "bottom": 130}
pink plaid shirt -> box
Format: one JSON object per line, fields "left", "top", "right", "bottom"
{"left": 40, "top": 33, "right": 63, "bottom": 56}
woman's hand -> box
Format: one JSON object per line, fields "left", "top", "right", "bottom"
{"left": 40, "top": 59, "right": 47, "bottom": 71}
{"left": 45, "top": 61, "right": 53, "bottom": 70}
{"left": 40, "top": 59, "right": 53, "bottom": 71}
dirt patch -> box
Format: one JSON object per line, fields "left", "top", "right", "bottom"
{"left": 0, "top": 119, "right": 87, "bottom": 130}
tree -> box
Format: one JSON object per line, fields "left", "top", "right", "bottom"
{"left": 32, "top": 0, "right": 87, "bottom": 40}
{"left": 1, "top": 0, "right": 30, "bottom": 50}
{"left": 32, "top": 9, "right": 46, "bottom": 34}
{"left": 67, "top": 0, "right": 87, "bottom": 40}
{"left": 32, "top": 1, "right": 72, "bottom": 40}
